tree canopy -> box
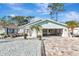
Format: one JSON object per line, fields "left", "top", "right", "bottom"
{"left": 65, "top": 21, "right": 78, "bottom": 28}
{"left": 48, "top": 3, "right": 64, "bottom": 21}
{"left": 11, "top": 16, "right": 34, "bottom": 26}
{"left": 65, "top": 21, "right": 79, "bottom": 34}
{"left": 0, "top": 16, "right": 34, "bottom": 26}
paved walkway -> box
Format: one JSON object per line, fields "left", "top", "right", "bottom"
{"left": 0, "top": 39, "right": 41, "bottom": 56}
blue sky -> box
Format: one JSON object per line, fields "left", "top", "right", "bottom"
{"left": 0, "top": 3, "right": 79, "bottom": 22}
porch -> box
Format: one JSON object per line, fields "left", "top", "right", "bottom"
{"left": 43, "top": 29, "right": 63, "bottom": 36}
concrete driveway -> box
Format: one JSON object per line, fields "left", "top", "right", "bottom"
{"left": 0, "top": 39, "right": 41, "bottom": 56}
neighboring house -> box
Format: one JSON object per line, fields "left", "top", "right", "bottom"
{"left": 0, "top": 26, "right": 6, "bottom": 35}
{"left": 0, "top": 22, "right": 6, "bottom": 35}
{"left": 5, "top": 24, "right": 18, "bottom": 35}
{"left": 0, "top": 23, "right": 18, "bottom": 37}
{"left": 18, "top": 19, "right": 71, "bottom": 38}
{"left": 73, "top": 27, "right": 79, "bottom": 36}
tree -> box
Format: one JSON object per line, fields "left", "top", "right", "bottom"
{"left": 77, "top": 22, "right": 79, "bottom": 27}
{"left": 11, "top": 16, "right": 34, "bottom": 26}
{"left": 0, "top": 18, "right": 14, "bottom": 35}
{"left": 65, "top": 21, "right": 78, "bottom": 34}
{"left": 25, "top": 16, "right": 34, "bottom": 23}
{"left": 11, "top": 16, "right": 25, "bottom": 26}
{"left": 0, "top": 17, "right": 11, "bottom": 27}
{"left": 48, "top": 3, "right": 64, "bottom": 21}
{"left": 30, "top": 25, "right": 42, "bottom": 38}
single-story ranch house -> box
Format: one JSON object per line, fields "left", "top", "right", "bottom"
{"left": 18, "top": 19, "right": 71, "bottom": 38}
{"left": 0, "top": 23, "right": 18, "bottom": 38}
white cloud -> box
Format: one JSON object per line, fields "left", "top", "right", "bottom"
{"left": 65, "top": 11, "right": 79, "bottom": 21}
{"left": 10, "top": 14, "right": 15, "bottom": 17}
{"left": 36, "top": 3, "right": 49, "bottom": 15}
{"left": 58, "top": 11, "right": 79, "bottom": 22}
{"left": 6, "top": 4, "right": 33, "bottom": 14}
{"left": 66, "top": 11, "right": 79, "bottom": 20}
{"left": 6, "top": 3, "right": 24, "bottom": 7}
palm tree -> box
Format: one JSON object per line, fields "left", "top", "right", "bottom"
{"left": 65, "top": 21, "right": 78, "bottom": 34}
{"left": 48, "top": 3, "right": 64, "bottom": 21}
{"left": 30, "top": 25, "right": 42, "bottom": 39}
{"left": 77, "top": 22, "right": 79, "bottom": 27}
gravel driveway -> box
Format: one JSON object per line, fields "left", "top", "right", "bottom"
{"left": 44, "top": 36, "right": 79, "bottom": 56}
{"left": 0, "top": 39, "right": 41, "bottom": 56}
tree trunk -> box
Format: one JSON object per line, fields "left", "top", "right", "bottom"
{"left": 6, "top": 28, "right": 8, "bottom": 35}
{"left": 56, "top": 12, "right": 58, "bottom": 21}
{"left": 50, "top": 14, "right": 52, "bottom": 19}
{"left": 37, "top": 31, "right": 38, "bottom": 38}
{"left": 71, "top": 28, "right": 74, "bottom": 35}
{"left": 24, "top": 29, "right": 27, "bottom": 39}
{"left": 50, "top": 12, "right": 53, "bottom": 19}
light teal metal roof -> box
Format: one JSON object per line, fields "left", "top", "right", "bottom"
{"left": 18, "top": 19, "right": 67, "bottom": 29}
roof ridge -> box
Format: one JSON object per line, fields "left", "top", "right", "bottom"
{"left": 46, "top": 19, "right": 67, "bottom": 26}
{"left": 18, "top": 19, "right": 67, "bottom": 28}
{"left": 18, "top": 19, "right": 43, "bottom": 28}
